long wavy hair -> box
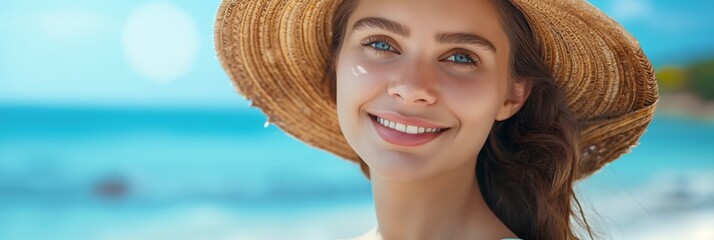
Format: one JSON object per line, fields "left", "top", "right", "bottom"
{"left": 324, "top": 0, "right": 597, "bottom": 239}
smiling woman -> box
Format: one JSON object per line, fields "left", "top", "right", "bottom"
{"left": 329, "top": 0, "right": 564, "bottom": 238}
{"left": 214, "top": 0, "right": 658, "bottom": 239}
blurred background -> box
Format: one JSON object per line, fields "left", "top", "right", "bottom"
{"left": 0, "top": 0, "right": 712, "bottom": 239}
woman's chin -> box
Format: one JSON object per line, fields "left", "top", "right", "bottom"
{"left": 365, "top": 155, "right": 435, "bottom": 183}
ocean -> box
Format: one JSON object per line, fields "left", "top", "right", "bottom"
{"left": 0, "top": 104, "right": 712, "bottom": 240}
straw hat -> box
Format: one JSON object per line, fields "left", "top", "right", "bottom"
{"left": 213, "top": 0, "right": 658, "bottom": 180}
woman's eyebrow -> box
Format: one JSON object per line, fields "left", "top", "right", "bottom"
{"left": 352, "top": 17, "right": 410, "bottom": 37}
{"left": 352, "top": 17, "right": 497, "bottom": 53}
{"left": 436, "top": 32, "right": 497, "bottom": 53}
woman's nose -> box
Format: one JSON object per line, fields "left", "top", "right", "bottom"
{"left": 387, "top": 64, "right": 438, "bottom": 106}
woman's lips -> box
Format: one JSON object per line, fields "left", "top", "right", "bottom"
{"left": 369, "top": 114, "right": 448, "bottom": 147}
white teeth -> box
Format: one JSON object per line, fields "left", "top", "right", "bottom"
{"left": 405, "top": 125, "right": 418, "bottom": 134}
{"left": 376, "top": 117, "right": 444, "bottom": 134}
{"left": 396, "top": 122, "right": 407, "bottom": 132}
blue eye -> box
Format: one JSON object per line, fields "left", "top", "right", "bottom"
{"left": 370, "top": 41, "right": 392, "bottom": 51}
{"left": 447, "top": 54, "right": 474, "bottom": 64}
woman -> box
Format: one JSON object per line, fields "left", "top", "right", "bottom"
{"left": 214, "top": 0, "right": 658, "bottom": 239}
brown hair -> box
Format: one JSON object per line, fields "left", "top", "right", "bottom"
{"left": 325, "top": 0, "right": 597, "bottom": 239}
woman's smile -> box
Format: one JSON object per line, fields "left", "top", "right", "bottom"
{"left": 368, "top": 112, "right": 451, "bottom": 147}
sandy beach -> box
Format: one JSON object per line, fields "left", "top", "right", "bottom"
{"left": 655, "top": 92, "right": 714, "bottom": 122}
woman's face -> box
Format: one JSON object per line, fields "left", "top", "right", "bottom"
{"left": 336, "top": 0, "right": 526, "bottom": 181}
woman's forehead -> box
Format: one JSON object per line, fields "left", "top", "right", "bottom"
{"left": 348, "top": 0, "right": 508, "bottom": 49}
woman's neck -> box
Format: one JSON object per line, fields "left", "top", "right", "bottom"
{"left": 368, "top": 160, "right": 517, "bottom": 240}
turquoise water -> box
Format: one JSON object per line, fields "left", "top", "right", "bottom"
{"left": 0, "top": 105, "right": 712, "bottom": 239}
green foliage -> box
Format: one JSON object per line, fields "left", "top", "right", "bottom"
{"left": 655, "top": 59, "right": 714, "bottom": 101}
{"left": 686, "top": 59, "right": 714, "bottom": 100}
{"left": 656, "top": 66, "right": 686, "bottom": 92}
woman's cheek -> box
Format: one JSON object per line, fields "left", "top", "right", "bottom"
{"left": 335, "top": 56, "right": 381, "bottom": 119}
{"left": 440, "top": 74, "right": 501, "bottom": 125}
{"left": 337, "top": 58, "right": 391, "bottom": 100}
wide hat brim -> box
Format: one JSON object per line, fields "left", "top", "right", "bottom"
{"left": 214, "top": 0, "right": 658, "bottom": 180}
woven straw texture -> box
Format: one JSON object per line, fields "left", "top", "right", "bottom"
{"left": 214, "top": 0, "right": 658, "bottom": 180}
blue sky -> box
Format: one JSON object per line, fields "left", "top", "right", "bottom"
{"left": 0, "top": 0, "right": 712, "bottom": 108}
